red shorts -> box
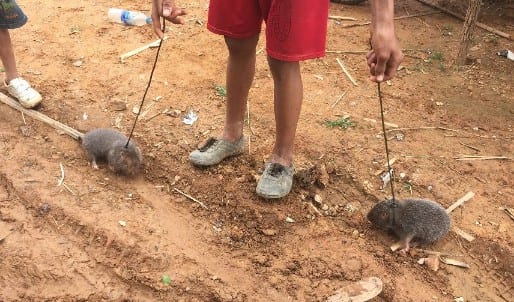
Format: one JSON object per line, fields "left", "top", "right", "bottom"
{"left": 207, "top": 0, "right": 329, "bottom": 61}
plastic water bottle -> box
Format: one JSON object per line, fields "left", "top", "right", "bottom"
{"left": 108, "top": 8, "right": 151, "bottom": 26}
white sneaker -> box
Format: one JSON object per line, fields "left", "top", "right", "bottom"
{"left": 5, "top": 77, "right": 42, "bottom": 108}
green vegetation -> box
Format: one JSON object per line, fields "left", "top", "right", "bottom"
{"left": 214, "top": 85, "right": 227, "bottom": 97}
{"left": 324, "top": 116, "right": 355, "bottom": 130}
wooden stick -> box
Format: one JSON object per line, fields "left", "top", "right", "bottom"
{"left": 0, "top": 92, "right": 84, "bottom": 140}
{"left": 336, "top": 58, "right": 358, "bottom": 86}
{"left": 331, "top": 91, "right": 347, "bottom": 108}
{"left": 342, "top": 11, "right": 441, "bottom": 28}
{"left": 412, "top": 248, "right": 463, "bottom": 257}
{"left": 362, "top": 117, "right": 399, "bottom": 128}
{"left": 327, "top": 49, "right": 429, "bottom": 55}
{"left": 246, "top": 100, "right": 255, "bottom": 135}
{"left": 387, "top": 126, "right": 459, "bottom": 132}
{"left": 120, "top": 36, "right": 169, "bottom": 62}
{"left": 57, "top": 163, "right": 65, "bottom": 186}
{"left": 173, "top": 188, "right": 208, "bottom": 209}
{"left": 446, "top": 191, "right": 475, "bottom": 214}
{"left": 452, "top": 226, "right": 475, "bottom": 242}
{"left": 414, "top": 0, "right": 512, "bottom": 40}
{"left": 328, "top": 15, "right": 357, "bottom": 21}
{"left": 454, "top": 156, "right": 510, "bottom": 161}
{"left": 459, "top": 142, "right": 480, "bottom": 152}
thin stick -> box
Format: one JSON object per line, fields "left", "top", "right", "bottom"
{"left": 386, "top": 126, "right": 459, "bottom": 132}
{"left": 455, "top": 156, "right": 510, "bottom": 161}
{"left": 0, "top": 92, "right": 84, "bottom": 140}
{"left": 326, "top": 50, "right": 368, "bottom": 55}
{"left": 21, "top": 112, "right": 26, "bottom": 125}
{"left": 414, "top": 0, "right": 512, "bottom": 40}
{"left": 173, "top": 188, "right": 208, "bottom": 209}
{"left": 446, "top": 191, "right": 475, "bottom": 214}
{"left": 246, "top": 100, "right": 255, "bottom": 135}
{"left": 459, "top": 142, "right": 480, "bottom": 152}
{"left": 309, "top": 202, "right": 322, "bottom": 216}
{"left": 412, "top": 248, "right": 464, "bottom": 257}
{"left": 57, "top": 163, "right": 65, "bottom": 186}
{"left": 331, "top": 91, "right": 347, "bottom": 108}
{"left": 328, "top": 15, "right": 357, "bottom": 21}
{"left": 362, "top": 117, "right": 399, "bottom": 128}
{"left": 341, "top": 11, "right": 441, "bottom": 28}
{"left": 327, "top": 49, "right": 429, "bottom": 55}
{"left": 120, "top": 36, "right": 169, "bottom": 62}
{"left": 62, "top": 182, "right": 76, "bottom": 195}
{"left": 452, "top": 226, "right": 475, "bottom": 242}
{"left": 145, "top": 111, "right": 163, "bottom": 122}
{"left": 503, "top": 207, "right": 514, "bottom": 221}
{"left": 336, "top": 58, "right": 358, "bottom": 86}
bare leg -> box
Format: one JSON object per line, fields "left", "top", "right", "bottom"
{"left": 267, "top": 56, "right": 303, "bottom": 167}
{"left": 0, "top": 29, "right": 19, "bottom": 83}
{"left": 221, "top": 35, "right": 259, "bottom": 141}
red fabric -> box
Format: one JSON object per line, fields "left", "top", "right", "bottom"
{"left": 207, "top": 0, "right": 329, "bottom": 61}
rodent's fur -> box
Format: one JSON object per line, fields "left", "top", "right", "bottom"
{"left": 367, "top": 198, "right": 451, "bottom": 247}
{"left": 81, "top": 128, "right": 142, "bottom": 176}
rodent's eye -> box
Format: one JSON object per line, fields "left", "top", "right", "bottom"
{"left": 380, "top": 212, "right": 387, "bottom": 219}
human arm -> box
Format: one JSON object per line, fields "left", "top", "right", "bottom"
{"left": 366, "top": 0, "right": 404, "bottom": 82}
{"left": 151, "top": 0, "right": 187, "bottom": 38}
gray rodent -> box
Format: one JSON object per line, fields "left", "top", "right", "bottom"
{"left": 81, "top": 128, "right": 142, "bottom": 176}
{"left": 367, "top": 198, "right": 451, "bottom": 251}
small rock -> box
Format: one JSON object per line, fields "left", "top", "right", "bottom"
{"left": 285, "top": 217, "right": 295, "bottom": 223}
{"left": 314, "top": 194, "right": 322, "bottom": 204}
{"left": 261, "top": 229, "right": 277, "bottom": 236}
{"left": 118, "top": 220, "right": 127, "bottom": 227}
{"left": 73, "top": 60, "right": 83, "bottom": 67}
{"left": 322, "top": 204, "right": 329, "bottom": 211}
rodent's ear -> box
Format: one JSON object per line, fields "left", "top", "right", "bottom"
{"left": 380, "top": 212, "right": 388, "bottom": 220}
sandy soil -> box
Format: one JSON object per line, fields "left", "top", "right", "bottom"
{"left": 0, "top": 0, "right": 513, "bottom": 301}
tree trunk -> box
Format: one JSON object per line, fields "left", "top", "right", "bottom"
{"left": 456, "top": 0, "right": 483, "bottom": 65}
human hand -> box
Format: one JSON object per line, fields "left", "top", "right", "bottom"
{"left": 151, "top": 0, "right": 187, "bottom": 38}
{"left": 367, "top": 28, "right": 404, "bottom": 82}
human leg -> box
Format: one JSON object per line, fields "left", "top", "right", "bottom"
{"left": 0, "top": 28, "right": 41, "bottom": 108}
{"left": 222, "top": 35, "right": 259, "bottom": 141}
{"left": 189, "top": 35, "right": 259, "bottom": 166}
{"left": 267, "top": 56, "right": 302, "bottom": 167}
{"left": 0, "top": 29, "right": 19, "bottom": 82}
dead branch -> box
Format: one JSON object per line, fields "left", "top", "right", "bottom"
{"left": 446, "top": 191, "right": 475, "bottom": 214}
{"left": 414, "top": 0, "right": 512, "bottom": 40}
{"left": 336, "top": 58, "right": 358, "bottom": 86}
{"left": 0, "top": 92, "right": 84, "bottom": 140}
{"left": 173, "top": 188, "right": 208, "bottom": 209}
{"left": 342, "top": 11, "right": 441, "bottom": 28}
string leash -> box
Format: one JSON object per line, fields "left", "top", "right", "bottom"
{"left": 125, "top": 16, "right": 166, "bottom": 148}
{"left": 377, "top": 82, "right": 397, "bottom": 202}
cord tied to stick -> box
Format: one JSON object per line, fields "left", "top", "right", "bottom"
{"left": 125, "top": 16, "right": 166, "bottom": 148}
{"left": 377, "top": 81, "right": 397, "bottom": 202}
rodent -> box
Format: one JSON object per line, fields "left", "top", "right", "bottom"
{"left": 81, "top": 128, "right": 142, "bottom": 176}
{"left": 367, "top": 198, "right": 451, "bottom": 251}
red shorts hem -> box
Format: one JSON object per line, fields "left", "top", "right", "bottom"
{"left": 267, "top": 49, "right": 326, "bottom": 62}
{"left": 207, "top": 23, "right": 260, "bottom": 39}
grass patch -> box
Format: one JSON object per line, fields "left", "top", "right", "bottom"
{"left": 214, "top": 85, "right": 227, "bottom": 97}
{"left": 324, "top": 116, "right": 355, "bottom": 130}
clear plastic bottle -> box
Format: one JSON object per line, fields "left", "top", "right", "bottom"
{"left": 108, "top": 8, "right": 151, "bottom": 26}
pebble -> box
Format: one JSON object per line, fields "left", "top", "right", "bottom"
{"left": 261, "top": 229, "right": 277, "bottom": 236}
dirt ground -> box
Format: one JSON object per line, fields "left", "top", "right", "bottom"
{"left": 0, "top": 0, "right": 513, "bottom": 301}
